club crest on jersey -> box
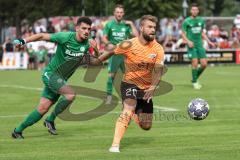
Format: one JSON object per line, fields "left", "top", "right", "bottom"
{"left": 80, "top": 47, "right": 85, "bottom": 52}
{"left": 149, "top": 53, "right": 157, "bottom": 59}
{"left": 121, "top": 28, "right": 126, "bottom": 32}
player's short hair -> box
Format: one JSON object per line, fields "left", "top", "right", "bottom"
{"left": 191, "top": 3, "right": 199, "bottom": 8}
{"left": 114, "top": 4, "right": 124, "bottom": 10}
{"left": 140, "top": 15, "right": 158, "bottom": 26}
{"left": 76, "top": 17, "right": 92, "bottom": 26}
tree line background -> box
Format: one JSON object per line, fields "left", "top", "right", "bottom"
{"left": 0, "top": 0, "right": 240, "bottom": 41}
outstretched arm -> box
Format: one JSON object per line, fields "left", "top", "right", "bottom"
{"left": 13, "top": 33, "right": 51, "bottom": 47}
{"left": 90, "top": 50, "right": 114, "bottom": 65}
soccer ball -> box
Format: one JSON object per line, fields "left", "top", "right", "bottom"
{"left": 187, "top": 98, "right": 210, "bottom": 120}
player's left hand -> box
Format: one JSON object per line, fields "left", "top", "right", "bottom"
{"left": 89, "top": 39, "right": 98, "bottom": 49}
{"left": 143, "top": 87, "right": 155, "bottom": 103}
{"left": 124, "top": 20, "right": 133, "bottom": 26}
{"left": 13, "top": 38, "right": 26, "bottom": 49}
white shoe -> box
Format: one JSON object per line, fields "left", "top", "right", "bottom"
{"left": 193, "top": 82, "right": 202, "bottom": 89}
{"left": 105, "top": 95, "right": 112, "bottom": 105}
{"left": 109, "top": 146, "right": 120, "bottom": 153}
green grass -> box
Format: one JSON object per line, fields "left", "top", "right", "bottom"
{"left": 0, "top": 65, "right": 240, "bottom": 160}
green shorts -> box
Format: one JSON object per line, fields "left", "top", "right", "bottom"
{"left": 188, "top": 47, "right": 206, "bottom": 59}
{"left": 108, "top": 55, "right": 125, "bottom": 73}
{"left": 41, "top": 71, "right": 67, "bottom": 102}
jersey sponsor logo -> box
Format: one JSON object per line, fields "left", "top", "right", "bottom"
{"left": 148, "top": 53, "right": 157, "bottom": 59}
{"left": 191, "top": 26, "right": 202, "bottom": 34}
{"left": 112, "top": 32, "right": 126, "bottom": 38}
{"left": 65, "top": 49, "right": 85, "bottom": 57}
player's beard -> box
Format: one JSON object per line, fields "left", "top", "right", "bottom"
{"left": 142, "top": 32, "right": 155, "bottom": 42}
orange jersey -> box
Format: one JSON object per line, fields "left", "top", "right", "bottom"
{"left": 114, "top": 37, "right": 165, "bottom": 89}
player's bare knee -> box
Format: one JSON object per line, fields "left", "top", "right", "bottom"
{"left": 201, "top": 64, "right": 207, "bottom": 69}
{"left": 124, "top": 98, "right": 137, "bottom": 107}
{"left": 37, "top": 105, "right": 49, "bottom": 114}
{"left": 140, "top": 123, "right": 152, "bottom": 131}
{"left": 65, "top": 93, "right": 76, "bottom": 101}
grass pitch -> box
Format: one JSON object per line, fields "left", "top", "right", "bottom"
{"left": 0, "top": 65, "right": 240, "bottom": 160}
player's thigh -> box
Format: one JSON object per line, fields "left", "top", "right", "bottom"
{"left": 188, "top": 47, "right": 198, "bottom": 60}
{"left": 42, "top": 70, "right": 75, "bottom": 100}
{"left": 121, "top": 82, "right": 138, "bottom": 110}
{"left": 136, "top": 99, "right": 153, "bottom": 130}
{"left": 42, "top": 71, "right": 67, "bottom": 94}
{"left": 138, "top": 113, "right": 153, "bottom": 130}
{"left": 197, "top": 47, "right": 207, "bottom": 59}
{"left": 41, "top": 86, "right": 61, "bottom": 103}
{"left": 58, "top": 85, "right": 76, "bottom": 101}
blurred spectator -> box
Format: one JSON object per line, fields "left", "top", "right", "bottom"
{"left": 208, "top": 25, "right": 220, "bottom": 39}
{"left": 35, "top": 21, "right": 46, "bottom": 33}
{"left": 231, "top": 38, "right": 240, "bottom": 49}
{"left": 36, "top": 45, "right": 48, "bottom": 70}
{"left": 230, "top": 25, "right": 240, "bottom": 41}
{"left": 0, "top": 44, "right": 3, "bottom": 64}
{"left": 3, "top": 37, "right": 14, "bottom": 52}
{"left": 233, "top": 14, "right": 240, "bottom": 29}
{"left": 218, "top": 36, "right": 231, "bottom": 49}
{"left": 22, "top": 27, "right": 34, "bottom": 38}
{"left": 26, "top": 44, "right": 36, "bottom": 69}
{"left": 172, "top": 26, "right": 180, "bottom": 40}
{"left": 45, "top": 42, "right": 56, "bottom": 63}
{"left": 47, "top": 21, "right": 55, "bottom": 33}
{"left": 68, "top": 17, "right": 75, "bottom": 32}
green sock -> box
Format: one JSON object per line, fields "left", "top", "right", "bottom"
{"left": 46, "top": 96, "right": 72, "bottom": 122}
{"left": 15, "top": 109, "right": 42, "bottom": 133}
{"left": 192, "top": 68, "right": 198, "bottom": 83}
{"left": 106, "top": 76, "right": 114, "bottom": 95}
{"left": 197, "top": 67, "right": 205, "bottom": 79}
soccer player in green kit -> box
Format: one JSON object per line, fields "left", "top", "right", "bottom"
{"left": 11, "top": 17, "right": 100, "bottom": 139}
{"left": 182, "top": 3, "right": 215, "bottom": 89}
{"left": 103, "top": 4, "right": 138, "bottom": 104}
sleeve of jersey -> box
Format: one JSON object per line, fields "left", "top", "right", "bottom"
{"left": 202, "top": 19, "right": 206, "bottom": 29}
{"left": 182, "top": 20, "right": 188, "bottom": 33}
{"left": 114, "top": 40, "right": 131, "bottom": 56}
{"left": 50, "top": 32, "right": 70, "bottom": 44}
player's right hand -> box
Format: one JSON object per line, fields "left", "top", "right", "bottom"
{"left": 13, "top": 38, "right": 26, "bottom": 48}
{"left": 187, "top": 40, "right": 194, "bottom": 48}
{"left": 105, "top": 43, "right": 115, "bottom": 51}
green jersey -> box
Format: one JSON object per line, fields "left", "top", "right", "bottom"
{"left": 182, "top": 16, "right": 205, "bottom": 46}
{"left": 45, "top": 32, "right": 90, "bottom": 79}
{"left": 103, "top": 19, "right": 132, "bottom": 45}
